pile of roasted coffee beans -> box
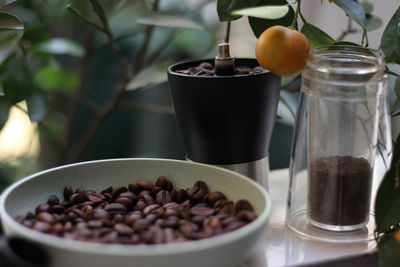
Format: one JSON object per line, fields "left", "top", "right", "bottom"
{"left": 14, "top": 177, "right": 257, "bottom": 245}
{"left": 175, "top": 62, "right": 265, "bottom": 76}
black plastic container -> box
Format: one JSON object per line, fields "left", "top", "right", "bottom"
{"left": 168, "top": 58, "right": 281, "bottom": 165}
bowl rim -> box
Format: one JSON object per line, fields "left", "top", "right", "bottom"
{"left": 0, "top": 158, "right": 271, "bottom": 256}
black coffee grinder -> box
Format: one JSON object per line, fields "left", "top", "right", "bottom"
{"left": 167, "top": 43, "right": 280, "bottom": 189}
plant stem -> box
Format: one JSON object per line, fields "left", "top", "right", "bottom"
{"left": 66, "top": 4, "right": 106, "bottom": 34}
{"left": 224, "top": 21, "right": 231, "bottom": 43}
{"left": 89, "top": 0, "right": 130, "bottom": 79}
{"left": 132, "top": 0, "right": 160, "bottom": 76}
{"left": 362, "top": 29, "right": 369, "bottom": 47}
{"left": 290, "top": 0, "right": 301, "bottom": 29}
{"left": 337, "top": 18, "right": 358, "bottom": 41}
{"left": 69, "top": 0, "right": 160, "bottom": 162}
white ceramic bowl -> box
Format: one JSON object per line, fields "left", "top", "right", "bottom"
{"left": 0, "top": 158, "right": 271, "bottom": 267}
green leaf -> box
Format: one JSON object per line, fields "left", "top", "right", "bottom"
{"left": 358, "top": 0, "right": 373, "bottom": 14}
{"left": 217, "top": 0, "right": 260, "bottom": 22}
{"left": 378, "top": 233, "right": 400, "bottom": 267}
{"left": 0, "top": 0, "right": 16, "bottom": 7}
{"left": 334, "top": 0, "right": 367, "bottom": 28}
{"left": 248, "top": 0, "right": 294, "bottom": 38}
{"left": 301, "top": 23, "right": 335, "bottom": 48}
{"left": 34, "top": 38, "right": 84, "bottom": 57}
{"left": 137, "top": 15, "right": 204, "bottom": 30}
{"left": 27, "top": 93, "right": 46, "bottom": 122}
{"left": 232, "top": 5, "right": 289, "bottom": 20}
{"left": 0, "top": 98, "right": 10, "bottom": 130}
{"left": 34, "top": 67, "right": 78, "bottom": 92}
{"left": 0, "top": 12, "right": 24, "bottom": 31}
{"left": 380, "top": 7, "right": 400, "bottom": 64}
{"left": 391, "top": 77, "right": 400, "bottom": 114}
{"left": 127, "top": 62, "right": 170, "bottom": 91}
{"left": 334, "top": 41, "right": 361, "bottom": 46}
{"left": 375, "top": 134, "right": 400, "bottom": 234}
{"left": 2, "top": 58, "right": 33, "bottom": 104}
{"left": 365, "top": 14, "right": 382, "bottom": 32}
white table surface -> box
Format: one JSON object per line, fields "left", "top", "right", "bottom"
{"left": 239, "top": 168, "right": 376, "bottom": 267}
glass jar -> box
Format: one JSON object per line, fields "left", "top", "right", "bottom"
{"left": 286, "top": 45, "right": 389, "bottom": 242}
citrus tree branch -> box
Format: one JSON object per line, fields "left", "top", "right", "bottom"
{"left": 66, "top": 4, "right": 106, "bottom": 33}
{"left": 67, "top": 0, "right": 161, "bottom": 162}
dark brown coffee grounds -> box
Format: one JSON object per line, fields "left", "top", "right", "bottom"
{"left": 175, "top": 62, "right": 265, "bottom": 76}
{"left": 308, "top": 156, "right": 373, "bottom": 227}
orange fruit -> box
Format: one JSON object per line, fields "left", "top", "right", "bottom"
{"left": 255, "top": 25, "right": 310, "bottom": 77}
{"left": 394, "top": 229, "right": 400, "bottom": 242}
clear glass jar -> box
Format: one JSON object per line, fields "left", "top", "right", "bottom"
{"left": 286, "top": 45, "right": 389, "bottom": 242}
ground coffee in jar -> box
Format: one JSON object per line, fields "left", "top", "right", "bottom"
{"left": 308, "top": 156, "right": 373, "bottom": 229}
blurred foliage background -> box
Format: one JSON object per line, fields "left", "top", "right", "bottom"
{"left": 0, "top": 0, "right": 222, "bottom": 189}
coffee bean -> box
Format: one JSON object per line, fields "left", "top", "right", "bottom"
{"left": 119, "top": 191, "right": 137, "bottom": 200}
{"left": 63, "top": 186, "right": 73, "bottom": 201}
{"left": 143, "top": 194, "right": 155, "bottom": 205}
{"left": 162, "top": 216, "right": 179, "bottom": 228}
{"left": 114, "top": 223, "right": 133, "bottom": 236}
{"left": 33, "top": 222, "right": 52, "bottom": 233}
{"left": 52, "top": 223, "right": 63, "bottom": 234}
{"left": 35, "top": 203, "right": 50, "bottom": 214}
{"left": 198, "top": 62, "right": 213, "bottom": 70}
{"left": 88, "top": 220, "right": 103, "bottom": 228}
{"left": 87, "top": 193, "right": 105, "bottom": 203}
{"left": 218, "top": 203, "right": 235, "bottom": 216}
{"left": 176, "top": 189, "right": 186, "bottom": 203}
{"left": 186, "top": 181, "right": 208, "bottom": 201}
{"left": 115, "top": 197, "right": 133, "bottom": 208}
{"left": 36, "top": 212, "right": 55, "bottom": 224}
{"left": 253, "top": 66, "right": 265, "bottom": 73}
{"left": 164, "top": 208, "right": 178, "bottom": 218}
{"left": 49, "top": 205, "right": 65, "bottom": 214}
{"left": 236, "top": 210, "right": 257, "bottom": 222}
{"left": 105, "top": 203, "right": 127, "bottom": 213}
{"left": 143, "top": 204, "right": 161, "bottom": 216}
{"left": 190, "top": 206, "right": 214, "bottom": 217}
{"left": 93, "top": 208, "right": 109, "bottom": 220}
{"left": 101, "top": 186, "right": 113, "bottom": 194}
{"left": 69, "top": 193, "right": 85, "bottom": 204}
{"left": 125, "top": 212, "right": 143, "bottom": 226}
{"left": 203, "top": 217, "right": 220, "bottom": 228}
{"left": 191, "top": 215, "right": 206, "bottom": 225}
{"left": 156, "top": 190, "right": 172, "bottom": 205}
{"left": 75, "top": 187, "right": 85, "bottom": 195}
{"left": 128, "top": 183, "right": 141, "bottom": 194}
{"left": 156, "top": 176, "right": 174, "bottom": 191}
{"left": 111, "top": 186, "right": 127, "bottom": 199}
{"left": 64, "top": 221, "right": 73, "bottom": 231}
{"left": 136, "top": 199, "right": 147, "bottom": 211}
{"left": 151, "top": 186, "right": 162, "bottom": 196}
{"left": 102, "top": 193, "right": 111, "bottom": 202}
{"left": 72, "top": 209, "right": 87, "bottom": 219}
{"left": 132, "top": 219, "right": 150, "bottom": 231}
{"left": 113, "top": 214, "right": 124, "bottom": 223}
{"left": 81, "top": 205, "right": 94, "bottom": 217}
{"left": 145, "top": 213, "right": 158, "bottom": 224}
{"left": 23, "top": 220, "right": 33, "bottom": 228}
{"left": 155, "top": 176, "right": 167, "bottom": 188}
{"left": 235, "top": 199, "right": 254, "bottom": 213}
{"left": 137, "top": 180, "right": 154, "bottom": 190}
{"left": 26, "top": 212, "right": 35, "bottom": 219}
{"left": 47, "top": 195, "right": 60, "bottom": 206}
{"left": 204, "top": 191, "right": 227, "bottom": 205}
